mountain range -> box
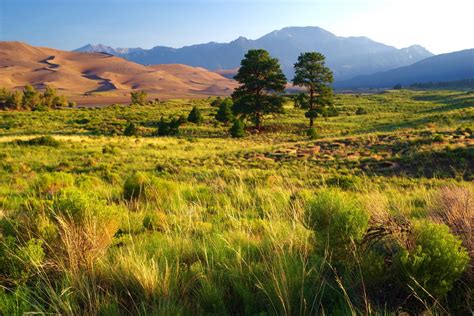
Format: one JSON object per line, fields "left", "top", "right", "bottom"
{"left": 335, "top": 49, "right": 474, "bottom": 89}
{"left": 0, "top": 42, "right": 236, "bottom": 103}
{"left": 75, "top": 26, "right": 433, "bottom": 81}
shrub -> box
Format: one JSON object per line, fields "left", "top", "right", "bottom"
{"left": 215, "top": 98, "right": 234, "bottom": 124}
{"left": 306, "top": 127, "right": 318, "bottom": 139}
{"left": 157, "top": 117, "right": 181, "bottom": 136}
{"left": 124, "top": 122, "right": 138, "bottom": 136}
{"left": 187, "top": 106, "right": 203, "bottom": 124}
{"left": 355, "top": 107, "right": 367, "bottom": 115}
{"left": 229, "top": 120, "right": 245, "bottom": 138}
{"left": 306, "top": 189, "right": 369, "bottom": 257}
{"left": 0, "top": 237, "right": 45, "bottom": 283}
{"left": 52, "top": 188, "right": 91, "bottom": 222}
{"left": 395, "top": 220, "right": 469, "bottom": 298}
{"left": 12, "top": 136, "right": 61, "bottom": 147}
{"left": 210, "top": 96, "right": 222, "bottom": 107}
{"left": 123, "top": 172, "right": 150, "bottom": 200}
{"left": 130, "top": 90, "right": 147, "bottom": 105}
{"left": 143, "top": 211, "right": 168, "bottom": 231}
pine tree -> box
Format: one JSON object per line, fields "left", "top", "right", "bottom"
{"left": 187, "top": 106, "right": 203, "bottom": 124}
{"left": 124, "top": 122, "right": 138, "bottom": 136}
{"left": 215, "top": 98, "right": 234, "bottom": 124}
{"left": 293, "top": 52, "right": 334, "bottom": 127}
{"left": 229, "top": 120, "right": 245, "bottom": 138}
{"left": 232, "top": 49, "right": 287, "bottom": 130}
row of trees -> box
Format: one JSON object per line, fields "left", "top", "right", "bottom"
{"left": 231, "top": 49, "right": 334, "bottom": 129}
{"left": 0, "top": 85, "right": 71, "bottom": 110}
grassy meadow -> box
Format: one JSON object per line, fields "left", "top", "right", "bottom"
{"left": 0, "top": 90, "right": 472, "bottom": 314}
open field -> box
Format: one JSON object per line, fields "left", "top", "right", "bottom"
{"left": 0, "top": 90, "right": 473, "bottom": 314}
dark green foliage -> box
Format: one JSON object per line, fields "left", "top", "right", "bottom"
{"left": 410, "top": 78, "right": 474, "bottom": 90}
{"left": 393, "top": 83, "right": 403, "bottom": 90}
{"left": 123, "top": 122, "right": 138, "bottom": 136}
{"left": 215, "top": 98, "right": 234, "bottom": 124}
{"left": 11, "top": 136, "right": 61, "bottom": 147}
{"left": 157, "top": 117, "right": 181, "bottom": 136}
{"left": 293, "top": 52, "right": 334, "bottom": 127}
{"left": 229, "top": 120, "right": 246, "bottom": 138}
{"left": 355, "top": 107, "right": 367, "bottom": 115}
{"left": 130, "top": 90, "right": 148, "bottom": 105}
{"left": 292, "top": 93, "right": 309, "bottom": 108}
{"left": 232, "top": 49, "right": 287, "bottom": 129}
{"left": 210, "top": 97, "right": 222, "bottom": 107}
{"left": 187, "top": 106, "right": 203, "bottom": 124}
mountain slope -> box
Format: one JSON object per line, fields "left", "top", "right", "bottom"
{"left": 76, "top": 26, "right": 433, "bottom": 81}
{"left": 334, "top": 49, "right": 474, "bottom": 89}
{"left": 0, "top": 42, "right": 236, "bottom": 99}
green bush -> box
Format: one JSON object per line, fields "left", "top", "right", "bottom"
{"left": 229, "top": 120, "right": 245, "bottom": 138}
{"left": 355, "top": 107, "right": 367, "bottom": 115}
{"left": 0, "top": 237, "right": 45, "bottom": 283}
{"left": 395, "top": 221, "right": 469, "bottom": 298}
{"left": 123, "top": 172, "right": 150, "bottom": 200}
{"left": 306, "top": 127, "right": 318, "bottom": 139}
{"left": 52, "top": 188, "right": 91, "bottom": 222}
{"left": 123, "top": 122, "right": 138, "bottom": 136}
{"left": 306, "top": 189, "right": 369, "bottom": 257}
{"left": 157, "top": 117, "right": 181, "bottom": 136}
{"left": 187, "top": 106, "right": 203, "bottom": 124}
{"left": 215, "top": 98, "right": 234, "bottom": 124}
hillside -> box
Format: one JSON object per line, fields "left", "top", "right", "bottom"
{"left": 335, "top": 49, "right": 474, "bottom": 89}
{"left": 75, "top": 26, "right": 433, "bottom": 81}
{"left": 0, "top": 42, "right": 237, "bottom": 101}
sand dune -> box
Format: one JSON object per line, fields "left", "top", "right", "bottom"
{"left": 0, "top": 42, "right": 237, "bottom": 103}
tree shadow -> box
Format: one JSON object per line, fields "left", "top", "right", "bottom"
{"left": 361, "top": 146, "right": 473, "bottom": 180}
{"left": 412, "top": 92, "right": 474, "bottom": 113}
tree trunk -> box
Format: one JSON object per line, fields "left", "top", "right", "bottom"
{"left": 255, "top": 113, "right": 262, "bottom": 130}
{"left": 309, "top": 116, "right": 314, "bottom": 127}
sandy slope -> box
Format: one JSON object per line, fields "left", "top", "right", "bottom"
{"left": 0, "top": 42, "right": 237, "bottom": 103}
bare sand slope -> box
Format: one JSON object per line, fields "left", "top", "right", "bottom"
{"left": 0, "top": 42, "right": 237, "bottom": 103}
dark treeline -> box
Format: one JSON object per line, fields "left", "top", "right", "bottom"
{"left": 410, "top": 78, "right": 474, "bottom": 90}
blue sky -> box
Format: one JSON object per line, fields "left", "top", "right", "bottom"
{"left": 1, "top": 0, "right": 473, "bottom": 54}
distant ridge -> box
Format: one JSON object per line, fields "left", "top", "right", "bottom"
{"left": 74, "top": 26, "right": 433, "bottom": 81}
{"left": 334, "top": 49, "right": 474, "bottom": 89}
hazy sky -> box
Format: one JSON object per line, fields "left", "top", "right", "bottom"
{"left": 1, "top": 0, "right": 472, "bottom": 54}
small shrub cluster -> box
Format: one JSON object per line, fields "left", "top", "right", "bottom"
{"left": 156, "top": 116, "right": 184, "bottom": 136}
{"left": 0, "top": 85, "right": 69, "bottom": 110}
{"left": 11, "top": 136, "right": 62, "bottom": 147}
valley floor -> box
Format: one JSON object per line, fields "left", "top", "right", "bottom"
{"left": 0, "top": 90, "right": 472, "bottom": 314}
